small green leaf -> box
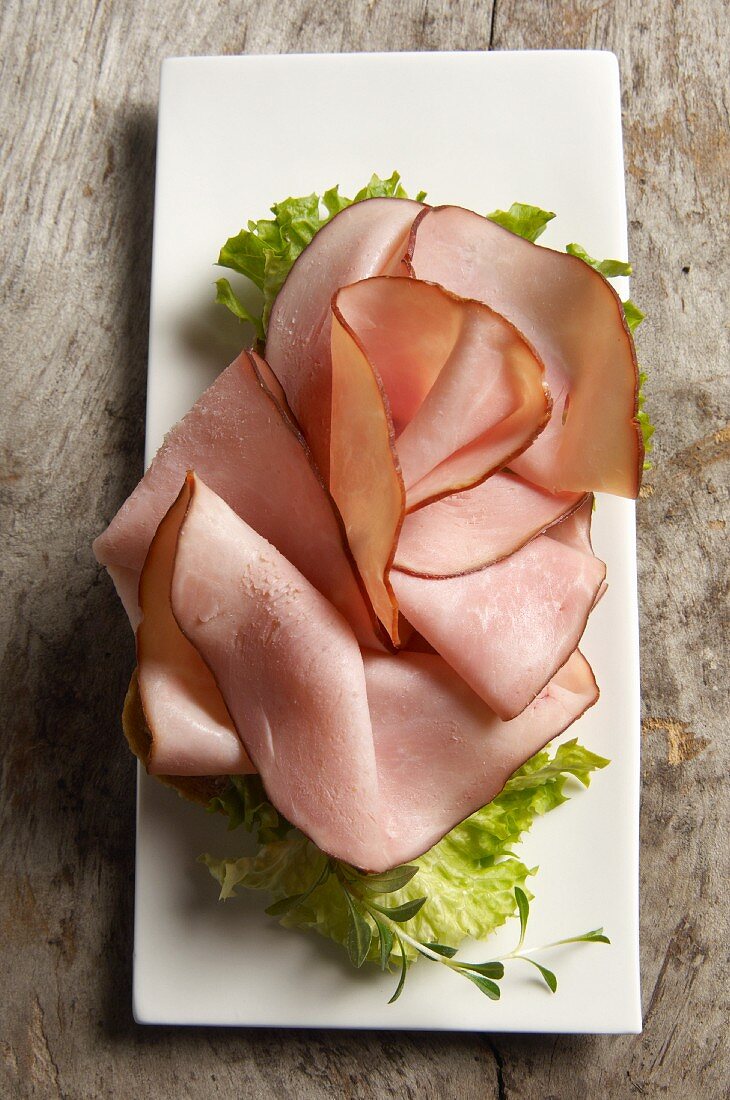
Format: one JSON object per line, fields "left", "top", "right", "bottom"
{"left": 557, "top": 929, "right": 611, "bottom": 946}
{"left": 368, "top": 896, "right": 428, "bottom": 923}
{"left": 359, "top": 865, "right": 420, "bottom": 896}
{"left": 460, "top": 971, "right": 501, "bottom": 1000}
{"left": 523, "top": 958, "right": 558, "bottom": 992}
{"left": 423, "top": 942, "right": 458, "bottom": 959}
{"left": 487, "top": 202, "right": 556, "bottom": 242}
{"left": 208, "top": 776, "right": 291, "bottom": 840}
{"left": 322, "top": 185, "right": 352, "bottom": 218}
{"left": 566, "top": 242, "right": 632, "bottom": 278}
{"left": 388, "top": 933, "right": 408, "bottom": 1003}
{"left": 515, "top": 887, "right": 530, "bottom": 949}
{"left": 372, "top": 915, "right": 394, "bottom": 971}
{"left": 454, "top": 960, "right": 505, "bottom": 980}
{"left": 505, "top": 738, "right": 609, "bottom": 792}
{"left": 622, "top": 298, "right": 645, "bottom": 333}
{"left": 265, "top": 892, "right": 306, "bottom": 917}
{"left": 217, "top": 230, "right": 268, "bottom": 286}
{"left": 343, "top": 891, "right": 373, "bottom": 968}
{"left": 353, "top": 170, "right": 408, "bottom": 202}
{"left": 214, "top": 278, "right": 264, "bottom": 340}
{"left": 264, "top": 857, "right": 330, "bottom": 916}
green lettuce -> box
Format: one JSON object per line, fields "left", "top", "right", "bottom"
{"left": 565, "top": 241, "right": 632, "bottom": 278}
{"left": 486, "top": 201, "right": 556, "bottom": 242}
{"left": 202, "top": 739, "right": 608, "bottom": 966}
{"left": 215, "top": 171, "right": 425, "bottom": 337}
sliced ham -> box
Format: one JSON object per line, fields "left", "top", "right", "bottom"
{"left": 394, "top": 470, "right": 586, "bottom": 577}
{"left": 137, "top": 478, "right": 254, "bottom": 776}
{"left": 547, "top": 493, "right": 595, "bottom": 554}
{"left": 328, "top": 276, "right": 549, "bottom": 639}
{"left": 392, "top": 535, "right": 606, "bottom": 721}
{"left": 329, "top": 305, "right": 405, "bottom": 644}
{"left": 136, "top": 475, "right": 602, "bottom": 870}
{"left": 366, "top": 649, "right": 599, "bottom": 865}
{"left": 93, "top": 349, "right": 382, "bottom": 650}
{"left": 266, "top": 197, "right": 423, "bottom": 478}
{"left": 168, "top": 475, "right": 385, "bottom": 868}
{"left": 98, "top": 197, "right": 622, "bottom": 873}
{"left": 333, "top": 277, "right": 550, "bottom": 510}
{"left": 406, "top": 205, "right": 643, "bottom": 497}
{"left": 547, "top": 495, "right": 609, "bottom": 607}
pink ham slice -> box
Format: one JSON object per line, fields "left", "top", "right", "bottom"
{"left": 366, "top": 649, "right": 599, "bottom": 865}
{"left": 333, "top": 277, "right": 550, "bottom": 511}
{"left": 328, "top": 277, "right": 549, "bottom": 640}
{"left": 93, "top": 349, "right": 382, "bottom": 650}
{"left": 137, "top": 478, "right": 254, "bottom": 776}
{"left": 266, "top": 197, "right": 423, "bottom": 479}
{"left": 168, "top": 475, "right": 384, "bottom": 868}
{"left": 394, "top": 470, "right": 586, "bottom": 577}
{"left": 136, "top": 476, "right": 603, "bottom": 869}
{"left": 329, "top": 302, "right": 405, "bottom": 644}
{"left": 406, "top": 205, "right": 643, "bottom": 497}
{"left": 392, "top": 535, "right": 606, "bottom": 721}
{"left": 547, "top": 493, "right": 595, "bottom": 554}
{"left": 142, "top": 474, "right": 601, "bottom": 868}
{"left": 547, "top": 495, "right": 609, "bottom": 607}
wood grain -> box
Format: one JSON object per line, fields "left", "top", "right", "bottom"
{"left": 1, "top": 1, "right": 727, "bottom": 1096}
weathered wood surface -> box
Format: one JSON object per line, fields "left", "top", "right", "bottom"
{"left": 1, "top": 1, "right": 727, "bottom": 1096}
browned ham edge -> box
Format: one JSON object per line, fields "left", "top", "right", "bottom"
{"left": 329, "top": 299, "right": 406, "bottom": 645}
{"left": 404, "top": 205, "right": 644, "bottom": 497}
{"left": 93, "top": 350, "right": 384, "bottom": 651}
{"left": 266, "top": 197, "right": 425, "bottom": 480}
{"left": 394, "top": 472, "right": 589, "bottom": 578}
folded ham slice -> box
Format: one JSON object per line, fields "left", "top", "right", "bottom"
{"left": 266, "top": 197, "right": 423, "bottom": 479}
{"left": 366, "top": 649, "right": 599, "bottom": 865}
{"left": 394, "top": 470, "right": 586, "bottom": 577}
{"left": 333, "top": 277, "right": 550, "bottom": 511}
{"left": 98, "top": 196, "right": 624, "bottom": 874}
{"left": 93, "top": 349, "right": 382, "bottom": 649}
{"left": 328, "top": 277, "right": 549, "bottom": 641}
{"left": 392, "top": 535, "right": 606, "bottom": 721}
{"left": 547, "top": 495, "right": 609, "bottom": 608}
{"left": 547, "top": 493, "right": 595, "bottom": 555}
{"left": 137, "top": 478, "right": 254, "bottom": 776}
{"left": 136, "top": 475, "right": 601, "bottom": 870}
{"left": 168, "top": 475, "right": 384, "bottom": 868}
{"left": 406, "top": 205, "right": 643, "bottom": 497}
{"left": 329, "top": 303, "right": 406, "bottom": 644}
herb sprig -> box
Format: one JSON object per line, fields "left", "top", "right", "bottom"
{"left": 203, "top": 743, "right": 611, "bottom": 1000}
{"left": 271, "top": 858, "right": 609, "bottom": 1004}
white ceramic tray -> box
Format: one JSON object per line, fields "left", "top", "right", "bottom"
{"left": 134, "top": 50, "right": 642, "bottom": 1032}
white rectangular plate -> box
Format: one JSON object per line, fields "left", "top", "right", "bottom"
{"left": 135, "top": 50, "right": 641, "bottom": 1032}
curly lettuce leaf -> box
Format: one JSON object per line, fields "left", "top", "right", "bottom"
{"left": 638, "top": 369, "right": 655, "bottom": 466}
{"left": 486, "top": 202, "right": 556, "bottom": 242}
{"left": 202, "top": 740, "right": 608, "bottom": 965}
{"left": 207, "top": 775, "right": 292, "bottom": 842}
{"left": 565, "top": 241, "right": 632, "bottom": 278}
{"left": 216, "top": 172, "right": 423, "bottom": 333}
{"left": 621, "top": 298, "right": 645, "bottom": 334}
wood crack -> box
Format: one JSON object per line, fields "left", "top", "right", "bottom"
{"left": 485, "top": 1037, "right": 507, "bottom": 1100}
{"left": 29, "top": 995, "right": 64, "bottom": 1098}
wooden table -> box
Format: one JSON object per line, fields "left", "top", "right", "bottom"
{"left": 2, "top": 2, "right": 727, "bottom": 1096}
